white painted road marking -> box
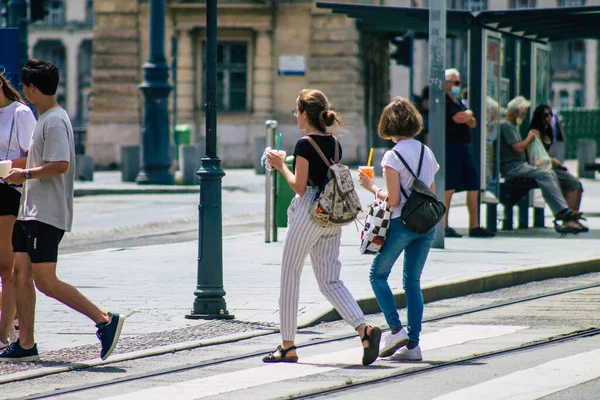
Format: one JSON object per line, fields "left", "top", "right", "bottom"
{"left": 432, "top": 347, "right": 600, "bottom": 400}
{"left": 99, "top": 325, "right": 529, "bottom": 400}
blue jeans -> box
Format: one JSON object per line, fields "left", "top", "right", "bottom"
{"left": 369, "top": 218, "right": 436, "bottom": 347}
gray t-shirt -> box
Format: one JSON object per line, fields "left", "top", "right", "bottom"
{"left": 499, "top": 119, "right": 527, "bottom": 174}
{"left": 18, "top": 107, "right": 75, "bottom": 232}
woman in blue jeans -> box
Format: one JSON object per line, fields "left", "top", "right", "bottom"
{"left": 358, "top": 97, "right": 439, "bottom": 361}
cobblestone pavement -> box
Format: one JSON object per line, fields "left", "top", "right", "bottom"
{"left": 0, "top": 320, "right": 272, "bottom": 376}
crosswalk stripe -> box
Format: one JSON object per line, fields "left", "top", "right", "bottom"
{"left": 99, "top": 324, "right": 528, "bottom": 400}
{"left": 432, "top": 347, "right": 600, "bottom": 400}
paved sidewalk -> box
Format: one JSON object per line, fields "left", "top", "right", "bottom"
{"left": 27, "top": 165, "right": 599, "bottom": 353}
{"left": 7, "top": 160, "right": 599, "bottom": 354}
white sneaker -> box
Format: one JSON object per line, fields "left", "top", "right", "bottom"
{"left": 379, "top": 328, "right": 409, "bottom": 357}
{"left": 392, "top": 345, "right": 422, "bottom": 361}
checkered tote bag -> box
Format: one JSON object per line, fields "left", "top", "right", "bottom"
{"left": 360, "top": 195, "right": 392, "bottom": 255}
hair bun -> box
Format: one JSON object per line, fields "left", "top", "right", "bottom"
{"left": 322, "top": 110, "right": 335, "bottom": 127}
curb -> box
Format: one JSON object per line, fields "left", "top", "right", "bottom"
{"left": 299, "top": 257, "right": 600, "bottom": 328}
{"left": 0, "top": 329, "right": 273, "bottom": 385}
{"left": 73, "top": 188, "right": 200, "bottom": 197}
{"left": 73, "top": 185, "right": 257, "bottom": 197}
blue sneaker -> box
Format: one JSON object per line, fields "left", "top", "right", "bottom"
{"left": 0, "top": 340, "right": 40, "bottom": 362}
{"left": 96, "top": 313, "right": 125, "bottom": 360}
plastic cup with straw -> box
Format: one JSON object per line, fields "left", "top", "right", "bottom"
{"left": 359, "top": 148, "right": 374, "bottom": 179}
{"left": 276, "top": 133, "right": 286, "bottom": 160}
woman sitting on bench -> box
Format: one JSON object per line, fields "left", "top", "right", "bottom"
{"left": 528, "top": 105, "right": 584, "bottom": 214}
{"left": 499, "top": 96, "right": 588, "bottom": 235}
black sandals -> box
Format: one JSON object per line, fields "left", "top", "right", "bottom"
{"left": 262, "top": 345, "right": 299, "bottom": 363}
{"left": 360, "top": 325, "right": 382, "bottom": 366}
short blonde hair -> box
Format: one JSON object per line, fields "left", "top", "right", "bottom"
{"left": 506, "top": 96, "right": 531, "bottom": 115}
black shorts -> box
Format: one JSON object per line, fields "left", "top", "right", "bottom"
{"left": 12, "top": 220, "right": 65, "bottom": 263}
{"left": 0, "top": 184, "right": 21, "bottom": 217}
{"left": 445, "top": 143, "right": 480, "bottom": 192}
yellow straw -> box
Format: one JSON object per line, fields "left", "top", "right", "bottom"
{"left": 367, "top": 148, "right": 374, "bottom": 167}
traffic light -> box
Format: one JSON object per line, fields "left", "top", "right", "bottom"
{"left": 390, "top": 34, "right": 413, "bottom": 67}
{"left": 30, "top": 0, "right": 48, "bottom": 22}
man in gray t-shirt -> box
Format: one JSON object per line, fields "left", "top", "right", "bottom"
{"left": 1, "top": 59, "right": 124, "bottom": 363}
{"left": 499, "top": 119, "right": 527, "bottom": 176}
{"left": 18, "top": 106, "right": 75, "bottom": 231}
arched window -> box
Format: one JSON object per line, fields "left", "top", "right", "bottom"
{"left": 45, "top": 0, "right": 65, "bottom": 26}
{"left": 33, "top": 40, "right": 67, "bottom": 105}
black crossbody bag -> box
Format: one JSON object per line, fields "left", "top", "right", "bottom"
{"left": 393, "top": 144, "right": 446, "bottom": 235}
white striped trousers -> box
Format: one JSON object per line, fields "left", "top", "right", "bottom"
{"left": 279, "top": 187, "right": 366, "bottom": 341}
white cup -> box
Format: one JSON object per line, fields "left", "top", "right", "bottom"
{"left": 0, "top": 160, "right": 11, "bottom": 178}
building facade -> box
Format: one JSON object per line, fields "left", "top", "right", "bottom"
{"left": 87, "top": 0, "right": 390, "bottom": 168}
{"left": 28, "top": 0, "right": 94, "bottom": 128}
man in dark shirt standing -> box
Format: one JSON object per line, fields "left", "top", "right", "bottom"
{"left": 444, "top": 68, "right": 494, "bottom": 238}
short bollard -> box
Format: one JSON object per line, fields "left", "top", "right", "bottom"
{"left": 179, "top": 145, "right": 199, "bottom": 185}
{"left": 577, "top": 139, "right": 597, "bottom": 179}
{"left": 75, "top": 155, "right": 94, "bottom": 181}
{"left": 121, "top": 145, "right": 140, "bottom": 182}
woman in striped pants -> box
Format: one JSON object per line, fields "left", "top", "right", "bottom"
{"left": 264, "top": 89, "right": 381, "bottom": 366}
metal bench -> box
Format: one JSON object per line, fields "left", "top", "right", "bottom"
{"left": 486, "top": 177, "right": 545, "bottom": 232}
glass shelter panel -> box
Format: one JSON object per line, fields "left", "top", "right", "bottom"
{"left": 531, "top": 43, "right": 550, "bottom": 110}
{"left": 482, "top": 31, "right": 502, "bottom": 200}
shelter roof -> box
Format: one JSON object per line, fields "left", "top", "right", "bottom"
{"left": 316, "top": 3, "right": 600, "bottom": 41}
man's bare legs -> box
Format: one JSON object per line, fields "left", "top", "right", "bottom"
{"left": 12, "top": 253, "right": 35, "bottom": 349}
{"left": 13, "top": 252, "right": 110, "bottom": 349}
{"left": 0, "top": 216, "right": 17, "bottom": 344}
{"left": 466, "top": 190, "right": 480, "bottom": 228}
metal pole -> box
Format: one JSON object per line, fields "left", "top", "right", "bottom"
{"left": 186, "top": 0, "right": 233, "bottom": 320}
{"left": 7, "top": 0, "right": 28, "bottom": 69}
{"left": 137, "top": 0, "right": 174, "bottom": 185}
{"left": 409, "top": 31, "right": 414, "bottom": 103}
{"left": 429, "top": 0, "right": 446, "bottom": 249}
{"left": 264, "top": 120, "right": 277, "bottom": 243}
{"left": 271, "top": 127, "right": 278, "bottom": 242}
{"left": 171, "top": 34, "right": 178, "bottom": 146}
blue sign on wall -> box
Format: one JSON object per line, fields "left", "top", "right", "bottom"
{"left": 0, "top": 28, "right": 21, "bottom": 90}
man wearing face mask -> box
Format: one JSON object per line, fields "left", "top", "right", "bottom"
{"left": 499, "top": 96, "right": 586, "bottom": 234}
{"left": 444, "top": 68, "right": 495, "bottom": 238}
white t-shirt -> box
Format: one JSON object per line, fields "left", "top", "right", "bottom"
{"left": 0, "top": 102, "right": 36, "bottom": 185}
{"left": 380, "top": 138, "right": 440, "bottom": 219}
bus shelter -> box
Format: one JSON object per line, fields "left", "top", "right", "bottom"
{"left": 317, "top": 3, "right": 600, "bottom": 205}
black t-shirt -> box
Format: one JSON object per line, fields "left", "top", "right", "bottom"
{"left": 293, "top": 134, "right": 342, "bottom": 188}
{"left": 445, "top": 94, "right": 471, "bottom": 145}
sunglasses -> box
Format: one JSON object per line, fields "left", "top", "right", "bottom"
{"left": 292, "top": 109, "right": 301, "bottom": 117}
{"left": 543, "top": 112, "right": 553, "bottom": 118}
{"left": 446, "top": 80, "right": 461, "bottom": 85}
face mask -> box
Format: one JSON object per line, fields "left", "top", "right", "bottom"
{"left": 450, "top": 86, "right": 461, "bottom": 97}
{"left": 516, "top": 117, "right": 524, "bottom": 126}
